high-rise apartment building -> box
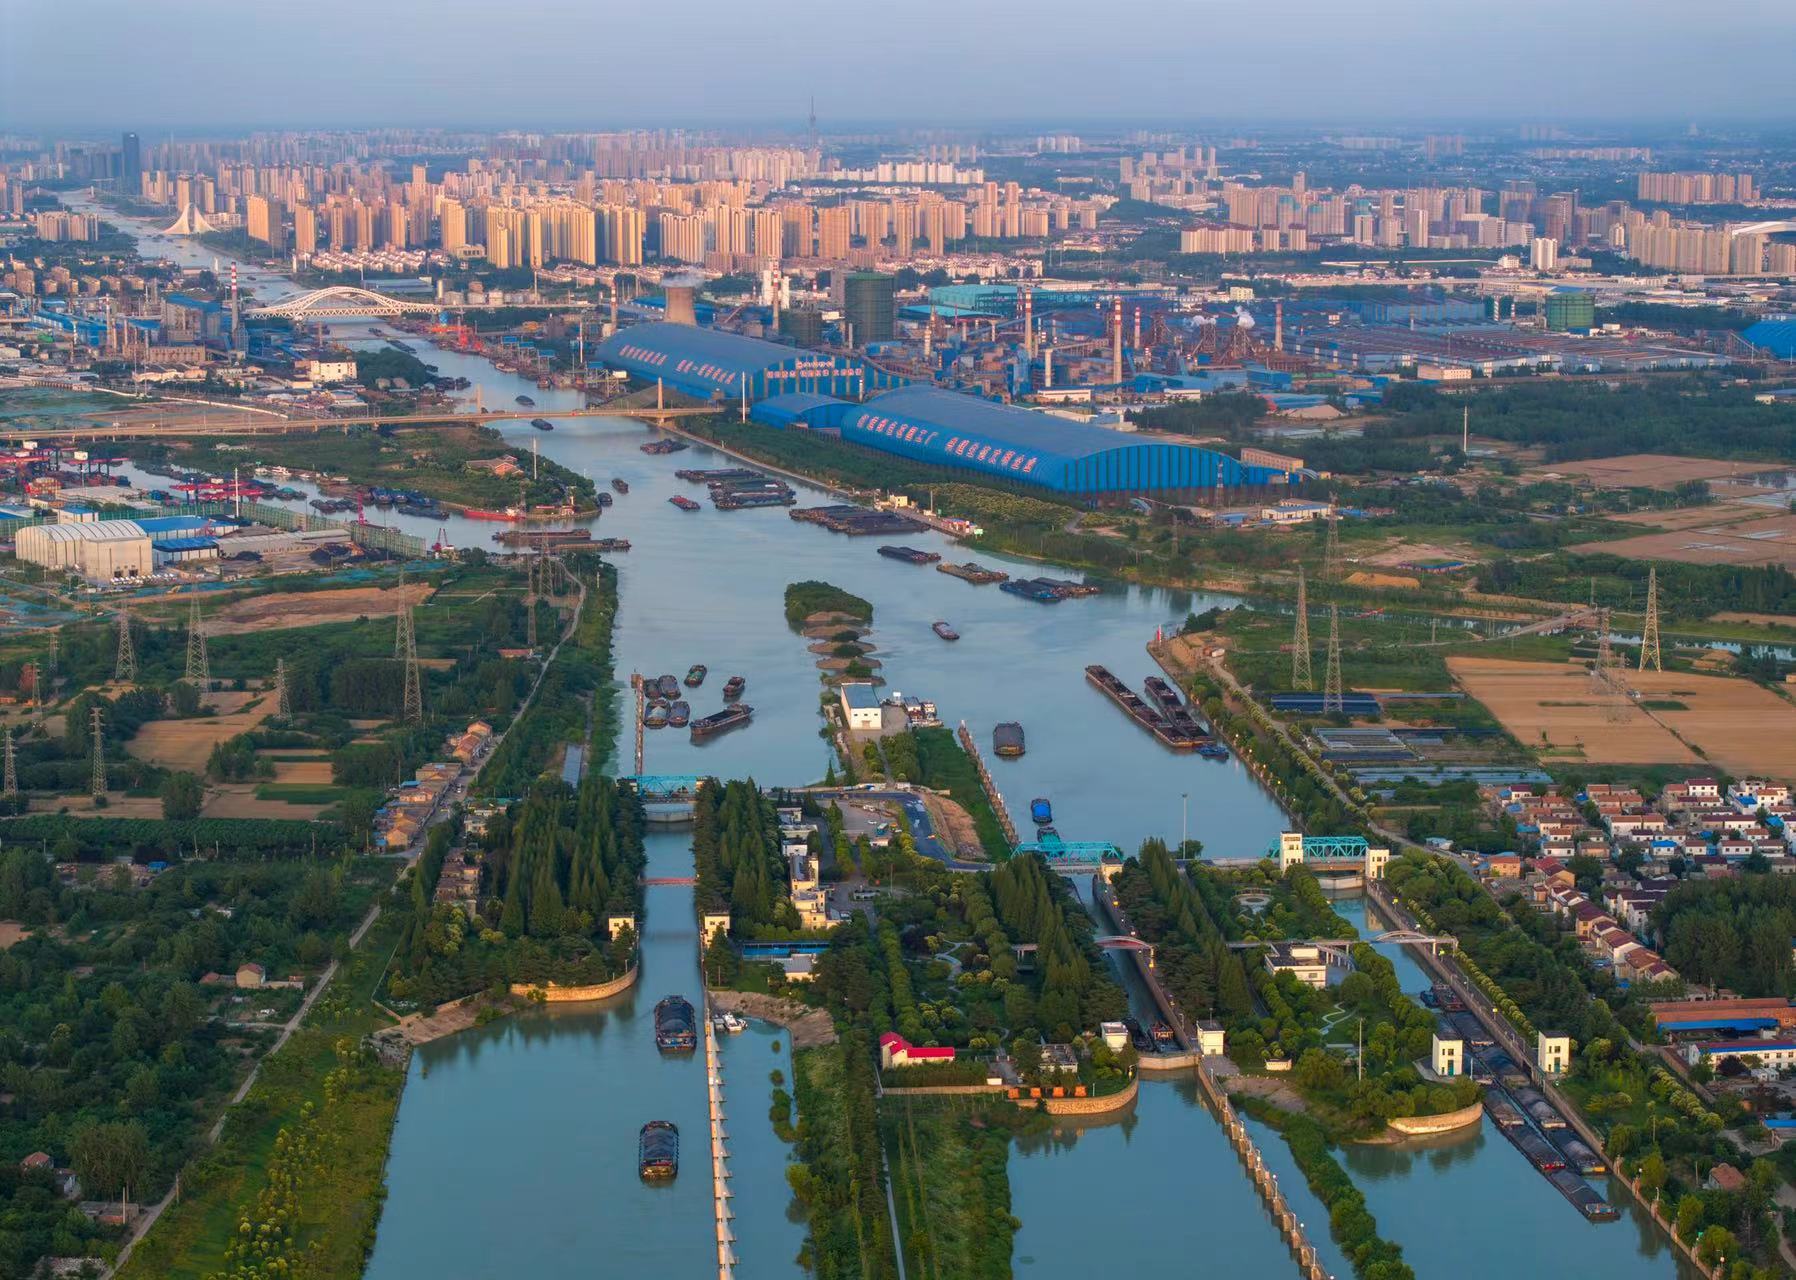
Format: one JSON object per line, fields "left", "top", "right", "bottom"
{"left": 120, "top": 132, "right": 141, "bottom": 195}
{"left": 246, "top": 194, "right": 284, "bottom": 248}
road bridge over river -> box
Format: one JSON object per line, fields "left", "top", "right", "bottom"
{"left": 1, "top": 403, "right": 713, "bottom": 444}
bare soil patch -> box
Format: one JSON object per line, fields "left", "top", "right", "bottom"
{"left": 203, "top": 583, "right": 432, "bottom": 635}
{"left": 203, "top": 783, "right": 331, "bottom": 820}
{"left": 1569, "top": 515, "right": 1796, "bottom": 569}
{"left": 1345, "top": 571, "right": 1423, "bottom": 590}
{"left": 126, "top": 692, "right": 273, "bottom": 773}
{"left": 921, "top": 790, "right": 984, "bottom": 860}
{"left": 1529, "top": 454, "right": 1769, "bottom": 490}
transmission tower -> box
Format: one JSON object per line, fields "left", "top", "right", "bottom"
{"left": 3, "top": 728, "right": 16, "bottom": 799}
{"left": 89, "top": 704, "right": 105, "bottom": 800}
{"left": 1323, "top": 605, "right": 1344, "bottom": 714}
{"left": 1639, "top": 566, "right": 1662, "bottom": 672}
{"left": 393, "top": 569, "right": 407, "bottom": 658}
{"left": 114, "top": 610, "right": 136, "bottom": 682}
{"left": 24, "top": 661, "right": 40, "bottom": 726}
{"left": 400, "top": 607, "right": 423, "bottom": 724}
{"left": 524, "top": 554, "right": 539, "bottom": 650}
{"left": 185, "top": 595, "right": 209, "bottom": 687}
{"left": 46, "top": 630, "right": 57, "bottom": 679}
{"left": 1291, "top": 566, "right": 1313, "bottom": 690}
{"left": 274, "top": 657, "right": 290, "bottom": 716}
{"left": 1323, "top": 509, "right": 1342, "bottom": 581}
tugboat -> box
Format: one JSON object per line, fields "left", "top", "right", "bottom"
{"left": 685, "top": 664, "right": 707, "bottom": 687}
{"left": 643, "top": 702, "right": 669, "bottom": 730}
{"left": 638, "top": 1121, "right": 679, "bottom": 1181}
{"left": 612, "top": 478, "right": 629, "bottom": 495}
{"left": 669, "top": 495, "right": 700, "bottom": 511}
{"left": 722, "top": 675, "right": 746, "bottom": 701}
{"left": 931, "top": 620, "right": 959, "bottom": 641}
{"left": 656, "top": 673, "right": 680, "bottom": 699}
{"left": 654, "top": 996, "right": 697, "bottom": 1052}
{"left": 530, "top": 418, "right": 554, "bottom": 431}
{"left": 667, "top": 701, "right": 691, "bottom": 728}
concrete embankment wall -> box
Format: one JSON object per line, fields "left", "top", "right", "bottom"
{"left": 1137, "top": 1050, "right": 1203, "bottom": 1074}
{"left": 1385, "top": 1100, "right": 1483, "bottom": 1137}
{"left": 1043, "top": 1076, "right": 1138, "bottom": 1116}
{"left": 509, "top": 964, "right": 638, "bottom": 1003}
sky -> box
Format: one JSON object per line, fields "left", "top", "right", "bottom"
{"left": 4, "top": 0, "right": 1795, "bottom": 134}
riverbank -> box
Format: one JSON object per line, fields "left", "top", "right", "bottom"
{"left": 707, "top": 989, "right": 837, "bottom": 1049}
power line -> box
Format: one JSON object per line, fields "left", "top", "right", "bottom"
{"left": 185, "top": 595, "right": 209, "bottom": 686}
{"left": 1291, "top": 566, "right": 1313, "bottom": 690}
{"left": 1323, "top": 605, "right": 1343, "bottom": 714}
{"left": 115, "top": 610, "right": 136, "bottom": 682}
{"left": 1639, "top": 566, "right": 1662, "bottom": 673}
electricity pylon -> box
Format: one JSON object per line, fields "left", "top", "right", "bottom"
{"left": 393, "top": 569, "right": 407, "bottom": 657}
{"left": 1323, "top": 605, "right": 1344, "bottom": 714}
{"left": 525, "top": 553, "right": 539, "bottom": 649}
{"left": 185, "top": 595, "right": 209, "bottom": 686}
{"left": 3, "top": 728, "right": 16, "bottom": 799}
{"left": 400, "top": 607, "right": 423, "bottom": 723}
{"left": 1323, "top": 510, "right": 1342, "bottom": 581}
{"left": 1291, "top": 566, "right": 1313, "bottom": 690}
{"left": 115, "top": 610, "right": 136, "bottom": 682}
{"left": 1639, "top": 566, "right": 1662, "bottom": 672}
{"left": 90, "top": 704, "right": 106, "bottom": 800}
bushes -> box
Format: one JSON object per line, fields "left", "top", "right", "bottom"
{"left": 783, "top": 580, "right": 873, "bottom": 629}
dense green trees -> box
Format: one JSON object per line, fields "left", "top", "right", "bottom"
{"left": 988, "top": 855, "right": 1126, "bottom": 1039}
{"left": 1114, "top": 840, "right": 1255, "bottom": 1022}
{"left": 1656, "top": 875, "right": 1796, "bottom": 995}
{"left": 692, "top": 779, "right": 793, "bottom": 933}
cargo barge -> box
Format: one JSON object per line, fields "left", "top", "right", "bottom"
{"left": 878, "top": 545, "right": 941, "bottom": 565}
{"left": 691, "top": 704, "right": 753, "bottom": 741}
{"left": 685, "top": 664, "right": 707, "bottom": 687}
{"left": 722, "top": 675, "right": 746, "bottom": 700}
{"left": 655, "top": 674, "right": 679, "bottom": 698}
{"left": 790, "top": 505, "right": 925, "bottom": 536}
{"left": 639, "top": 1120, "right": 679, "bottom": 1180}
{"left": 612, "top": 478, "right": 629, "bottom": 494}
{"left": 497, "top": 528, "right": 591, "bottom": 547}
{"left": 937, "top": 561, "right": 1009, "bottom": 585}
{"left": 992, "top": 722, "right": 1025, "bottom": 757}
{"left": 932, "top": 620, "right": 959, "bottom": 641}
{"left": 530, "top": 418, "right": 554, "bottom": 431}
{"left": 654, "top": 996, "right": 696, "bottom": 1052}
{"left": 1085, "top": 665, "right": 1204, "bottom": 750}
{"left": 676, "top": 468, "right": 764, "bottom": 484}
{"left": 714, "top": 488, "right": 796, "bottom": 510}
{"left": 668, "top": 701, "right": 690, "bottom": 728}
{"left": 1142, "top": 676, "right": 1209, "bottom": 739}
{"left": 669, "top": 495, "right": 700, "bottom": 511}
{"left": 641, "top": 439, "right": 689, "bottom": 455}
{"left": 1000, "top": 579, "right": 1062, "bottom": 603}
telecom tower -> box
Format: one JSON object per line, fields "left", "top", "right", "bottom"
{"left": 1639, "top": 566, "right": 1662, "bottom": 672}
{"left": 115, "top": 610, "right": 136, "bottom": 682}
{"left": 400, "top": 607, "right": 423, "bottom": 723}
{"left": 90, "top": 704, "right": 106, "bottom": 800}
{"left": 274, "top": 657, "right": 290, "bottom": 716}
{"left": 185, "top": 595, "right": 209, "bottom": 686}
{"left": 1323, "top": 605, "right": 1344, "bottom": 714}
{"left": 2, "top": 728, "right": 15, "bottom": 799}
{"left": 1291, "top": 566, "right": 1313, "bottom": 690}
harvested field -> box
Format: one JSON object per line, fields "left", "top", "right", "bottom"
{"left": 125, "top": 692, "right": 273, "bottom": 773}
{"left": 1529, "top": 454, "right": 1770, "bottom": 491}
{"left": 271, "top": 759, "right": 333, "bottom": 785}
{"left": 29, "top": 793, "right": 165, "bottom": 817}
{"left": 1345, "top": 571, "right": 1422, "bottom": 591}
{"left": 1449, "top": 657, "right": 1796, "bottom": 779}
{"left": 202, "top": 582, "right": 432, "bottom": 635}
{"left": 1712, "top": 612, "right": 1796, "bottom": 629}
{"left": 203, "top": 783, "right": 331, "bottom": 820}
{"left": 1361, "top": 540, "right": 1478, "bottom": 569}
{"left": 1569, "top": 514, "right": 1796, "bottom": 569}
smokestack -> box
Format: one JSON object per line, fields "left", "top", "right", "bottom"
{"left": 1043, "top": 346, "right": 1053, "bottom": 389}
{"left": 1022, "top": 286, "right": 1034, "bottom": 356}
{"left": 1132, "top": 306, "right": 1141, "bottom": 351}
{"left": 1275, "top": 300, "right": 1284, "bottom": 352}
{"left": 1111, "top": 296, "right": 1123, "bottom": 386}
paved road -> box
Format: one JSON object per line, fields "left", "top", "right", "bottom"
{"left": 807, "top": 786, "right": 989, "bottom": 871}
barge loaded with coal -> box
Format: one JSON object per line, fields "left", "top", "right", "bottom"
{"left": 691, "top": 704, "right": 753, "bottom": 741}
{"left": 638, "top": 1121, "right": 679, "bottom": 1181}
{"left": 1083, "top": 666, "right": 1225, "bottom": 754}
{"left": 653, "top": 996, "right": 696, "bottom": 1053}
{"left": 937, "top": 561, "right": 1009, "bottom": 585}
{"left": 877, "top": 545, "right": 941, "bottom": 565}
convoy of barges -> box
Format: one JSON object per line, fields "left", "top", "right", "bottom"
{"left": 1084, "top": 665, "right": 1229, "bottom": 757}
{"left": 642, "top": 668, "right": 750, "bottom": 741}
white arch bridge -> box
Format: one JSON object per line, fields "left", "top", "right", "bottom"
{"left": 248, "top": 286, "right": 440, "bottom": 319}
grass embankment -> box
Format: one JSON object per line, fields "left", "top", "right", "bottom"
{"left": 789, "top": 1036, "right": 898, "bottom": 1279}
{"left": 883, "top": 1095, "right": 1019, "bottom": 1280}
{"left": 1238, "top": 1098, "right": 1416, "bottom": 1280}
{"left": 911, "top": 726, "right": 1011, "bottom": 859}
{"left": 118, "top": 911, "right": 405, "bottom": 1280}
{"left": 127, "top": 422, "right": 595, "bottom": 512}
{"left": 477, "top": 558, "right": 619, "bottom": 794}
{"left": 784, "top": 579, "right": 874, "bottom": 630}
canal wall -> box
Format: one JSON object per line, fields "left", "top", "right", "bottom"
{"left": 1384, "top": 1100, "right": 1484, "bottom": 1138}
{"left": 1137, "top": 1050, "right": 1204, "bottom": 1074}
{"left": 1043, "top": 1076, "right": 1138, "bottom": 1116}
{"left": 956, "top": 720, "right": 1019, "bottom": 847}
{"left": 509, "top": 964, "right": 638, "bottom": 1003}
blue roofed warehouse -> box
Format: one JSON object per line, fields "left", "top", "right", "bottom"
{"left": 594, "top": 322, "right": 890, "bottom": 402}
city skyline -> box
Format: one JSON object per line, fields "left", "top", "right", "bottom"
{"left": 6, "top": 0, "right": 1796, "bottom": 131}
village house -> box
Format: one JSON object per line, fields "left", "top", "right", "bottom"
{"left": 879, "top": 1032, "right": 956, "bottom": 1070}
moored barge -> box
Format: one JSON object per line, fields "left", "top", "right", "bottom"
{"left": 937, "top": 561, "right": 1009, "bottom": 585}
{"left": 691, "top": 704, "right": 753, "bottom": 741}
{"left": 878, "top": 545, "right": 941, "bottom": 565}
{"left": 654, "top": 996, "right": 697, "bottom": 1052}
{"left": 992, "top": 722, "right": 1025, "bottom": 757}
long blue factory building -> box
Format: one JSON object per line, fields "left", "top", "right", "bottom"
{"left": 594, "top": 322, "right": 903, "bottom": 401}
{"left": 756, "top": 385, "right": 1290, "bottom": 496}
{"left": 597, "top": 321, "right": 1290, "bottom": 496}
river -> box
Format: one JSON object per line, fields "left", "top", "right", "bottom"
{"left": 85, "top": 206, "right": 1693, "bottom": 1278}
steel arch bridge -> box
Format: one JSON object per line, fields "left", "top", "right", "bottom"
{"left": 248, "top": 286, "right": 439, "bottom": 319}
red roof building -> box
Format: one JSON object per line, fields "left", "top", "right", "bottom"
{"left": 879, "top": 1032, "right": 956, "bottom": 1070}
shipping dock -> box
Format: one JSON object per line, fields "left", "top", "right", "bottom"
{"left": 937, "top": 561, "right": 1009, "bottom": 585}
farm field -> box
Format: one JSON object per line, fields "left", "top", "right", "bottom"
{"left": 1568, "top": 513, "right": 1796, "bottom": 568}
{"left": 1447, "top": 656, "right": 1796, "bottom": 778}
{"left": 125, "top": 690, "right": 274, "bottom": 772}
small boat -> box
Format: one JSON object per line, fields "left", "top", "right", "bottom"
{"left": 530, "top": 418, "right": 554, "bottom": 431}
{"left": 515, "top": 394, "right": 535, "bottom": 407}
{"left": 668, "top": 701, "right": 690, "bottom": 728}
{"left": 1197, "top": 742, "right": 1230, "bottom": 761}
{"left": 639, "top": 1120, "right": 679, "bottom": 1180}
{"left": 656, "top": 674, "right": 679, "bottom": 699}
{"left": 643, "top": 703, "right": 669, "bottom": 730}
{"left": 1036, "top": 825, "right": 1059, "bottom": 839}
{"left": 722, "top": 675, "right": 745, "bottom": 700}
{"left": 1123, "top": 1017, "right": 1154, "bottom": 1053}
{"left": 669, "top": 495, "right": 700, "bottom": 511}
{"left": 711, "top": 1011, "right": 746, "bottom": 1034}
{"left": 932, "top": 620, "right": 959, "bottom": 641}
{"left": 1150, "top": 1021, "right": 1175, "bottom": 1047}
{"left": 685, "top": 664, "right": 707, "bottom": 687}
{"left": 654, "top": 996, "right": 697, "bottom": 1052}
{"left": 596, "top": 491, "right": 614, "bottom": 508}
{"left": 1030, "top": 797, "right": 1052, "bottom": 826}
{"left": 612, "top": 478, "right": 629, "bottom": 494}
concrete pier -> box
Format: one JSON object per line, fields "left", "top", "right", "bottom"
{"left": 703, "top": 984, "right": 737, "bottom": 1278}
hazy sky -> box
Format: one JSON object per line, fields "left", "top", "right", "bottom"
{"left": 5, "top": 0, "right": 1795, "bottom": 133}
